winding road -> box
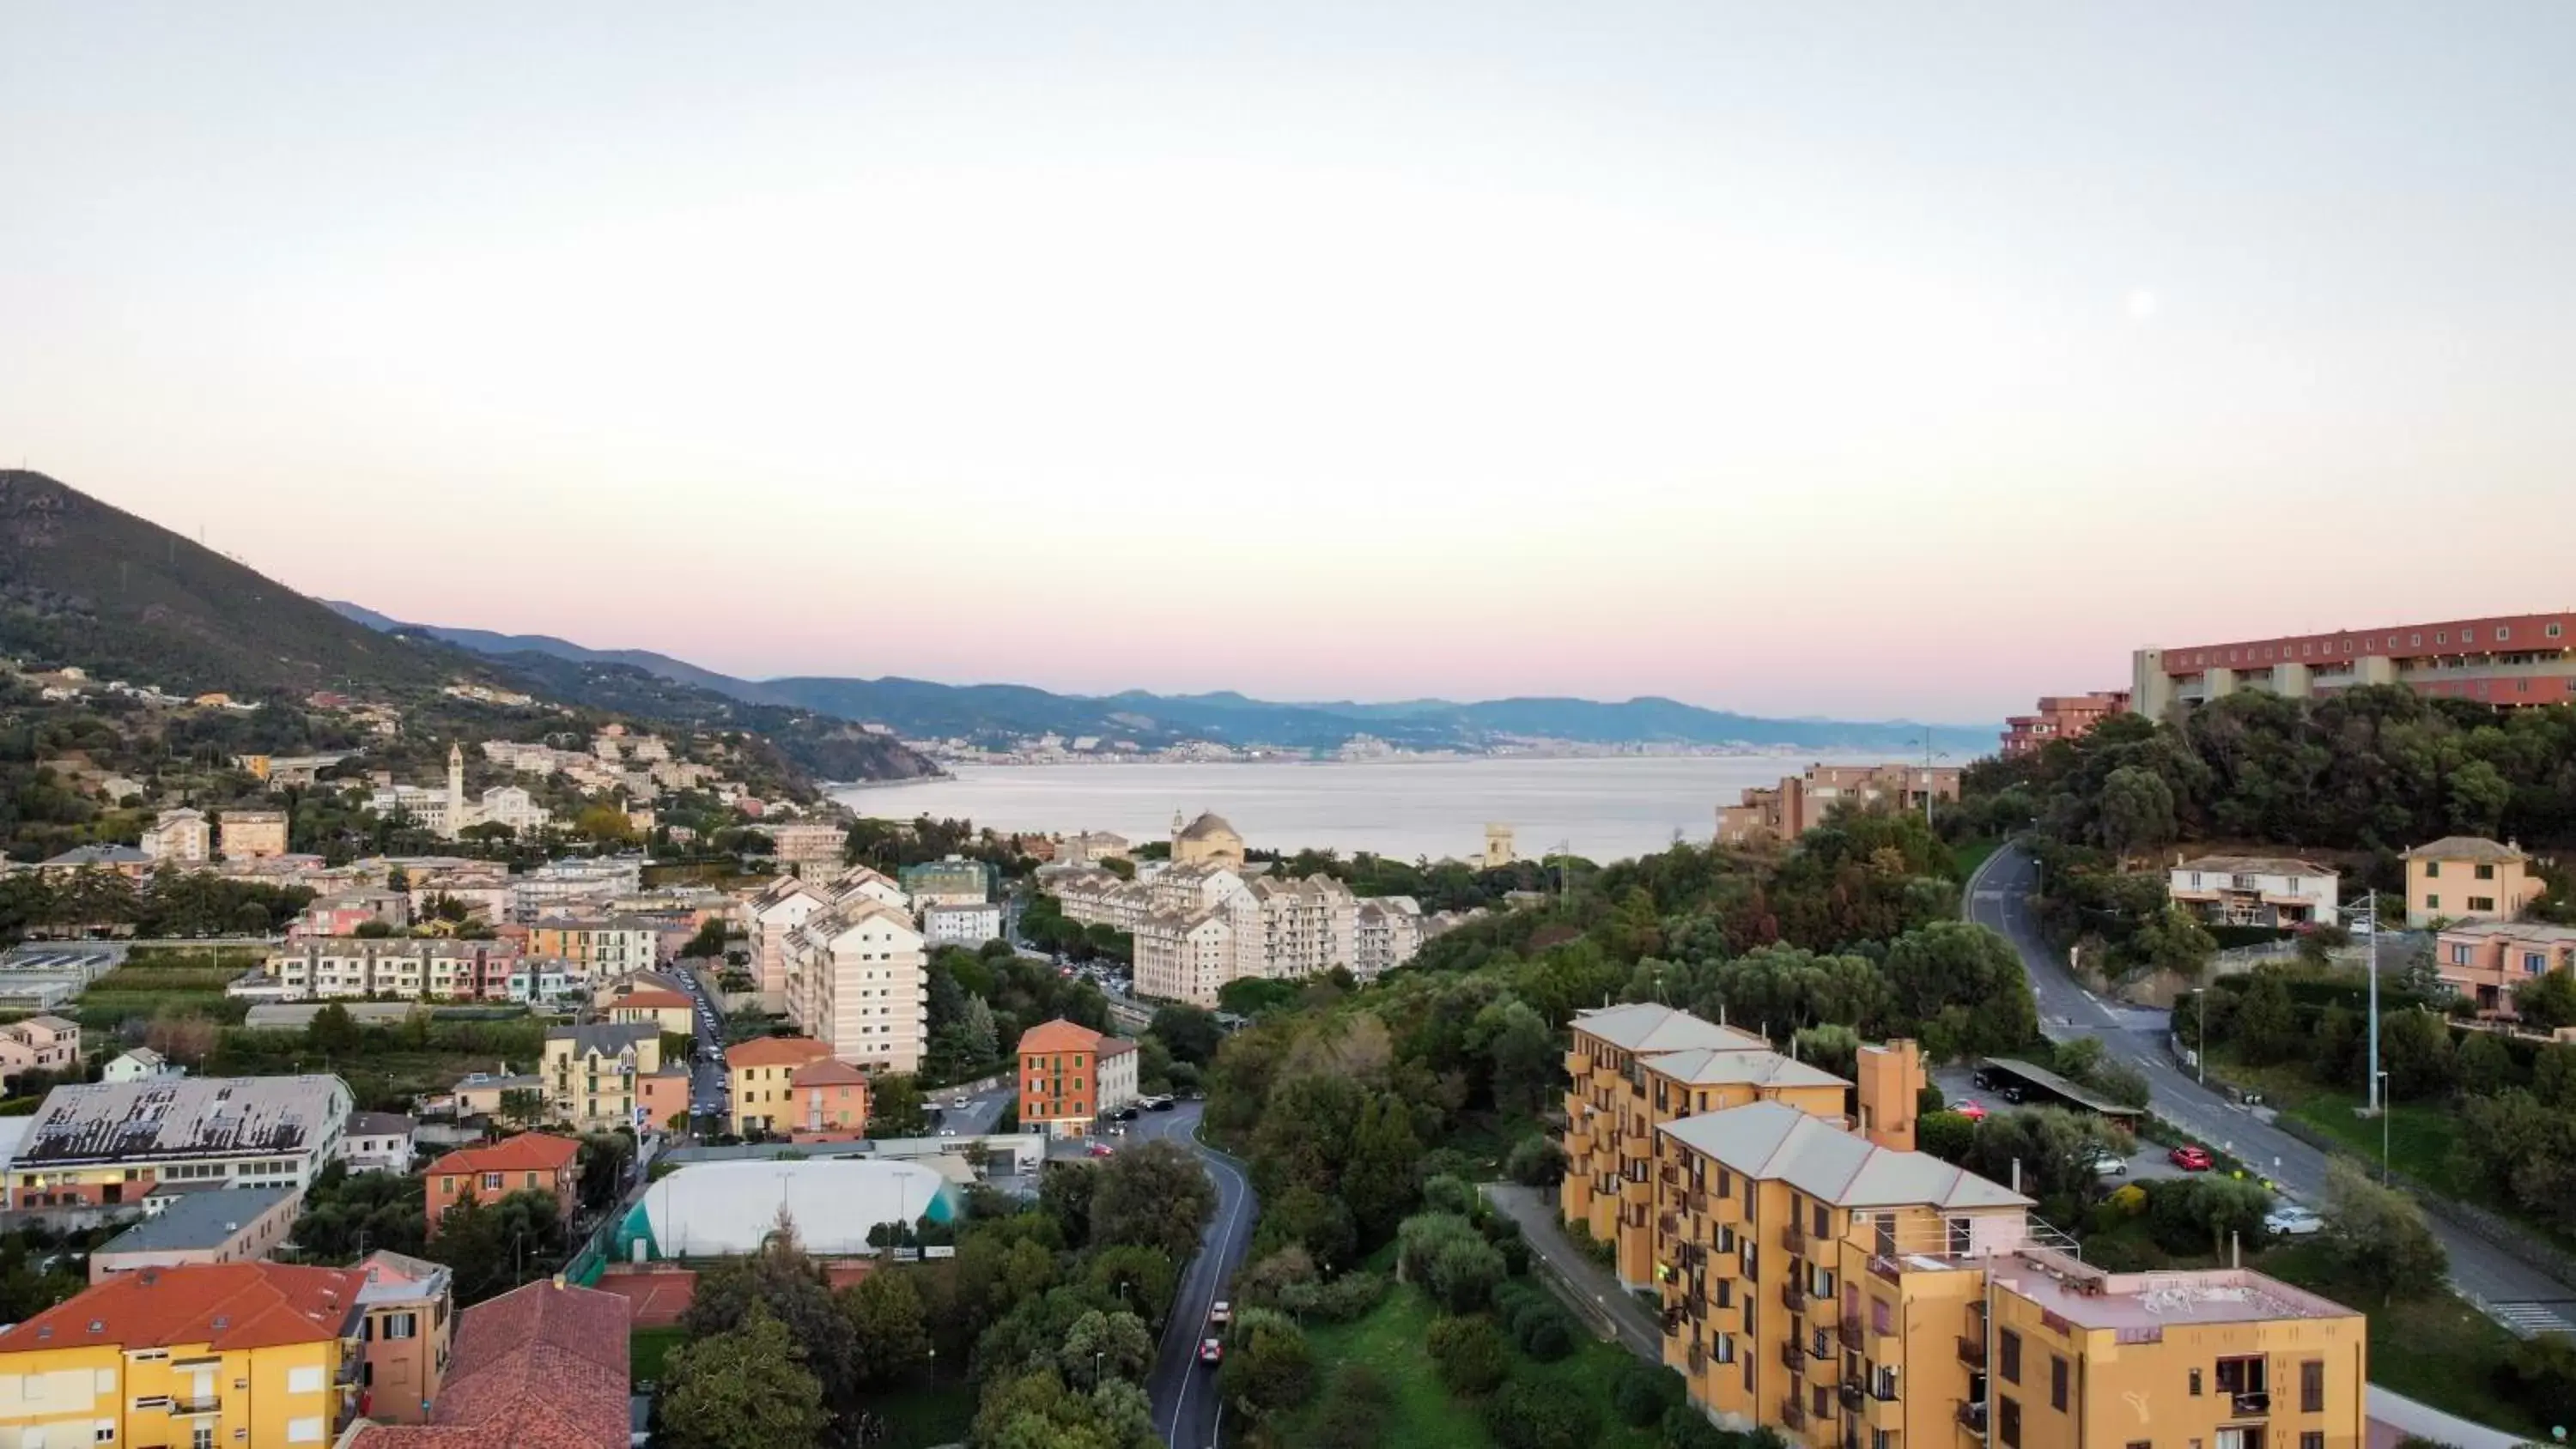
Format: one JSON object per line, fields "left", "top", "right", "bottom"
{"left": 1132, "top": 1101, "right": 1259, "bottom": 1449}
{"left": 1970, "top": 842, "right": 2576, "bottom": 1335}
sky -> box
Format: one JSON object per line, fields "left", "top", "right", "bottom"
{"left": 4, "top": 3, "right": 2573, "bottom": 723}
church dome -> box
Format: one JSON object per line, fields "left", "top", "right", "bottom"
{"left": 1177, "top": 811, "right": 1240, "bottom": 841}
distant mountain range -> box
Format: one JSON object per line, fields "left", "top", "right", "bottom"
{"left": 0, "top": 471, "right": 933, "bottom": 784}
{"left": 324, "top": 603, "right": 1996, "bottom": 757}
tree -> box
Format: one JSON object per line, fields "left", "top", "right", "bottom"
{"left": 868, "top": 1073, "right": 929, "bottom": 1137}
{"left": 495, "top": 1089, "right": 544, "bottom": 1127}
{"left": 1147, "top": 1004, "right": 1224, "bottom": 1065}
{"left": 1485, "top": 1378, "right": 1601, "bottom": 1449}
{"left": 1040, "top": 1161, "right": 1100, "bottom": 1251}
{"left": 2324, "top": 1159, "right": 2446, "bottom": 1303}
{"left": 2231, "top": 968, "right": 2300, "bottom": 1064}
{"left": 2129, "top": 904, "right": 2218, "bottom": 977}
{"left": 1397, "top": 1212, "right": 1505, "bottom": 1313}
{"left": 1340, "top": 1093, "right": 1422, "bottom": 1244}
{"left": 307, "top": 1003, "right": 361, "bottom": 1057}
{"left": 1082, "top": 1244, "right": 1180, "bottom": 1327}
{"left": 2379, "top": 1007, "right": 2455, "bottom": 1100}
{"left": 1880, "top": 922, "right": 2037, "bottom": 1057}
{"left": 1314, "top": 1363, "right": 1395, "bottom": 1449}
{"left": 1090, "top": 1141, "right": 1215, "bottom": 1263}
{"left": 576, "top": 804, "right": 638, "bottom": 845}
{"left": 657, "top": 1304, "right": 829, "bottom": 1449}
{"left": 1504, "top": 1135, "right": 1566, "bottom": 1187}
{"left": 681, "top": 1216, "right": 860, "bottom": 1404}
{"left": 575, "top": 1132, "right": 634, "bottom": 1214}
{"left": 682, "top": 917, "right": 730, "bottom": 959}
{"left": 2456, "top": 1029, "right": 2518, "bottom": 1096}
{"left": 2517, "top": 972, "right": 2576, "bottom": 1032}
{"left": 1427, "top": 1313, "right": 1510, "bottom": 1396}
{"left": 1057, "top": 1308, "right": 1154, "bottom": 1388}
{"left": 2096, "top": 766, "right": 2177, "bottom": 863}
{"left": 841, "top": 1265, "right": 932, "bottom": 1389}
{"left": 428, "top": 1189, "right": 571, "bottom": 1304}
{"left": 1218, "top": 1306, "right": 1313, "bottom": 1423}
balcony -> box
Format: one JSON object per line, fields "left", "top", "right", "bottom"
{"left": 1686, "top": 1345, "right": 1707, "bottom": 1376}
{"left": 1686, "top": 1189, "right": 1710, "bottom": 1217}
{"left": 169, "top": 1397, "right": 222, "bottom": 1417}
{"left": 1663, "top": 1307, "right": 1685, "bottom": 1338}
{"left": 1563, "top": 1049, "right": 1589, "bottom": 1077}
{"left": 1955, "top": 1402, "right": 1988, "bottom": 1437}
{"left": 1838, "top": 1319, "right": 1865, "bottom": 1351}
{"left": 2232, "top": 1391, "right": 2272, "bottom": 1416}
{"left": 1783, "top": 1222, "right": 1808, "bottom": 1255}
{"left": 1782, "top": 1400, "right": 1809, "bottom": 1432}
{"left": 1840, "top": 1383, "right": 1866, "bottom": 1410}
{"left": 1619, "top": 1133, "right": 1652, "bottom": 1162}
{"left": 1779, "top": 1278, "right": 1806, "bottom": 1311}
{"left": 1658, "top": 1212, "right": 1680, "bottom": 1238}
{"left": 1956, "top": 1336, "right": 1986, "bottom": 1367}
{"left": 1781, "top": 1338, "right": 1807, "bottom": 1372}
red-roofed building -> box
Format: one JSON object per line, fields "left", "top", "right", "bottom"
{"left": 726, "top": 1035, "right": 832, "bottom": 1137}
{"left": 1018, "top": 1017, "right": 1139, "bottom": 1136}
{"left": 350, "top": 1277, "right": 629, "bottom": 1449}
{"left": 605, "top": 987, "right": 694, "bottom": 1037}
{"left": 786, "top": 1058, "right": 871, "bottom": 1141}
{"left": 0, "top": 1262, "right": 367, "bottom": 1447}
{"left": 424, "top": 1134, "right": 583, "bottom": 1239}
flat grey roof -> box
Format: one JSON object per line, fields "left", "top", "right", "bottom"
{"left": 1981, "top": 1058, "right": 2139, "bottom": 1118}
{"left": 98, "top": 1186, "right": 297, "bottom": 1255}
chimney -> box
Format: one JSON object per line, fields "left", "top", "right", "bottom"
{"left": 1855, "top": 1038, "right": 1924, "bottom": 1153}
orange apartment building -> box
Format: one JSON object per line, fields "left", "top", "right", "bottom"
{"left": 1999, "top": 692, "right": 2129, "bottom": 759}
{"left": 2401, "top": 835, "right": 2549, "bottom": 929}
{"left": 783, "top": 1058, "right": 872, "bottom": 1141}
{"left": 2134, "top": 609, "right": 2576, "bottom": 717}
{"left": 1560, "top": 1002, "right": 1922, "bottom": 1291}
{"left": 1716, "top": 765, "right": 1963, "bottom": 847}
{"left": 422, "top": 1133, "right": 582, "bottom": 1239}
{"left": 1018, "top": 1017, "right": 1140, "bottom": 1137}
{"left": 2436, "top": 919, "right": 2576, "bottom": 1016}
{"left": 352, "top": 1250, "right": 454, "bottom": 1425}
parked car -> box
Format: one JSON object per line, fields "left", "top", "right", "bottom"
{"left": 2264, "top": 1204, "right": 2324, "bottom": 1237}
{"left": 1953, "top": 1100, "right": 1990, "bottom": 1122}
{"left": 1113, "top": 1106, "right": 1141, "bottom": 1121}
{"left": 1142, "top": 1094, "right": 1176, "bottom": 1112}
{"left": 2090, "top": 1151, "right": 2128, "bottom": 1177}
{"left": 2168, "top": 1145, "right": 2215, "bottom": 1172}
{"left": 1198, "top": 1337, "right": 1224, "bottom": 1365}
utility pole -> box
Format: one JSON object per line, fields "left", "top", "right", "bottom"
{"left": 1920, "top": 727, "right": 1948, "bottom": 828}
{"left": 2361, "top": 891, "right": 2381, "bottom": 1114}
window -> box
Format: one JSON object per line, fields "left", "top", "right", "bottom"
{"left": 2300, "top": 1360, "right": 2324, "bottom": 1412}
{"left": 2470, "top": 897, "right": 2497, "bottom": 912}
{"left": 384, "top": 1312, "right": 416, "bottom": 1340}
{"left": 286, "top": 1366, "right": 325, "bottom": 1393}
{"left": 2500, "top": 627, "right": 2512, "bottom": 642}
{"left": 94, "top": 1427, "right": 113, "bottom": 1445}
{"left": 1999, "top": 1397, "right": 2021, "bottom": 1449}
{"left": 2477, "top": 864, "right": 2497, "bottom": 881}
{"left": 2527, "top": 953, "right": 2549, "bottom": 976}
{"left": 286, "top": 1418, "right": 324, "bottom": 1444}
{"left": 2189, "top": 1368, "right": 2202, "bottom": 1396}
{"left": 2300, "top": 1437, "right": 2323, "bottom": 1449}
{"left": 192, "top": 1431, "right": 214, "bottom": 1449}
{"left": 2426, "top": 894, "right": 2440, "bottom": 912}
{"left": 1999, "top": 1327, "right": 2020, "bottom": 1384}
{"left": 481, "top": 1173, "right": 501, "bottom": 1192}
{"left": 1872, "top": 1298, "right": 1892, "bottom": 1335}
{"left": 1812, "top": 1203, "right": 1830, "bottom": 1239}
{"left": 2424, "top": 862, "right": 2440, "bottom": 878}
{"left": 2051, "top": 1355, "right": 2068, "bottom": 1410}
{"left": 2451, "top": 943, "right": 2473, "bottom": 966}
{"left": 2552, "top": 624, "right": 2564, "bottom": 640}
{"left": 2127, "top": 1443, "right": 2151, "bottom": 1449}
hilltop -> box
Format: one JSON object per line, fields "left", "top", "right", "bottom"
{"left": 0, "top": 471, "right": 933, "bottom": 784}
{"left": 326, "top": 604, "right": 1994, "bottom": 756}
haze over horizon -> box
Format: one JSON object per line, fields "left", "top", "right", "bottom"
{"left": 6, "top": 3, "right": 2573, "bottom": 720}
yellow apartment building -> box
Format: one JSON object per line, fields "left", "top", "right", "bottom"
{"left": 540, "top": 1022, "right": 684, "bottom": 1132}
{"left": 0, "top": 1262, "right": 365, "bottom": 1449}
{"left": 1650, "top": 1100, "right": 2367, "bottom": 1449}
{"left": 1561, "top": 1003, "right": 1922, "bottom": 1290}
{"left": 2402, "top": 835, "right": 2547, "bottom": 928}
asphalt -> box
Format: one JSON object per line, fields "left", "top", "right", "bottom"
{"left": 1969, "top": 842, "right": 2576, "bottom": 1334}
{"left": 674, "top": 964, "right": 728, "bottom": 1119}
{"left": 1131, "top": 1102, "right": 1257, "bottom": 1449}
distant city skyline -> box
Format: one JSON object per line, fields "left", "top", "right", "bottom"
{"left": 5, "top": 3, "right": 2572, "bottom": 719}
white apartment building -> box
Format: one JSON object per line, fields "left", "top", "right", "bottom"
{"left": 1042, "top": 865, "right": 1152, "bottom": 934}
{"left": 2166, "top": 855, "right": 2341, "bottom": 928}
{"left": 6, "top": 1076, "right": 353, "bottom": 1209}
{"left": 511, "top": 856, "right": 648, "bottom": 922}
{"left": 1097, "top": 1038, "right": 1139, "bottom": 1114}
{"left": 1246, "top": 875, "right": 1358, "bottom": 981}
{"left": 264, "top": 938, "right": 521, "bottom": 1002}
{"left": 923, "top": 901, "right": 1003, "bottom": 947}
{"left": 141, "top": 807, "right": 211, "bottom": 864}
{"left": 768, "top": 821, "right": 848, "bottom": 878}
{"left": 1133, "top": 910, "right": 1245, "bottom": 1008}
{"left": 745, "top": 876, "right": 834, "bottom": 1013}
{"left": 1353, "top": 896, "right": 1425, "bottom": 979}
{"left": 782, "top": 899, "right": 930, "bottom": 1073}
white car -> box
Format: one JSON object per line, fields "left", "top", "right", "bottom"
{"left": 2090, "top": 1151, "right": 2129, "bottom": 1177}
{"left": 2264, "top": 1204, "right": 2325, "bottom": 1237}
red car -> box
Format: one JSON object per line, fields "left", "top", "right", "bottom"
{"left": 1199, "top": 1337, "right": 1224, "bottom": 1364}
{"left": 1088, "top": 1143, "right": 1116, "bottom": 1158}
{"left": 2168, "top": 1145, "right": 2215, "bottom": 1172}
{"left": 1953, "top": 1099, "right": 1989, "bottom": 1122}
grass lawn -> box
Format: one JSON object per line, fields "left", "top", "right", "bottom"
{"left": 629, "top": 1326, "right": 685, "bottom": 1382}
{"left": 1952, "top": 837, "right": 2001, "bottom": 883}
{"left": 2255, "top": 1241, "right": 2542, "bottom": 1436}
{"left": 1285, "top": 1282, "right": 1661, "bottom": 1449}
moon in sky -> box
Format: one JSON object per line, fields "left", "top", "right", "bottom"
{"left": 2127, "top": 288, "right": 2160, "bottom": 321}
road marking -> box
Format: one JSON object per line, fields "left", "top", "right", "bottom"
{"left": 2488, "top": 1300, "right": 2576, "bottom": 1337}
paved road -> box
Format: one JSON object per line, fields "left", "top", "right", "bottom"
{"left": 1969, "top": 843, "right": 2576, "bottom": 1334}
{"left": 672, "top": 965, "right": 728, "bottom": 1119}
{"left": 1132, "top": 1103, "right": 1257, "bottom": 1449}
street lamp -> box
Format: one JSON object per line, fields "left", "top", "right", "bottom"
{"left": 1093, "top": 1349, "right": 1103, "bottom": 1391}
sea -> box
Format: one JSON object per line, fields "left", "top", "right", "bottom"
{"left": 831, "top": 755, "right": 1892, "bottom": 865}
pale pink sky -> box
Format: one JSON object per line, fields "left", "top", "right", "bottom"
{"left": 5, "top": 4, "right": 2573, "bottom": 721}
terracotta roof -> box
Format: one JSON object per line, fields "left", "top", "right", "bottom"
{"left": 791, "top": 1058, "right": 871, "bottom": 1088}
{"left": 427, "top": 1133, "right": 581, "bottom": 1179}
{"left": 352, "top": 1278, "right": 629, "bottom": 1449}
{"left": 1018, "top": 1017, "right": 1103, "bottom": 1054}
{"left": 0, "top": 1262, "right": 362, "bottom": 1354}
{"left": 2404, "top": 835, "right": 2528, "bottom": 863}
{"left": 726, "top": 1036, "right": 832, "bottom": 1070}
{"left": 1098, "top": 1038, "right": 1138, "bottom": 1058}
{"left": 611, "top": 989, "right": 690, "bottom": 1009}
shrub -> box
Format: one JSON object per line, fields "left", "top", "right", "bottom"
{"left": 1497, "top": 1235, "right": 1532, "bottom": 1276}
{"left": 1422, "top": 1174, "right": 1479, "bottom": 1218}
{"left": 1517, "top": 1308, "right": 1573, "bottom": 1362}
{"left": 1427, "top": 1314, "right": 1510, "bottom": 1397}
{"left": 1505, "top": 1135, "right": 1567, "bottom": 1186}
{"left": 1611, "top": 1360, "right": 1686, "bottom": 1428}
{"left": 1400, "top": 1213, "right": 1508, "bottom": 1313}
{"left": 1485, "top": 1379, "right": 1600, "bottom": 1449}
{"left": 1280, "top": 1270, "right": 1387, "bottom": 1324}
{"left": 1661, "top": 1405, "right": 1731, "bottom": 1449}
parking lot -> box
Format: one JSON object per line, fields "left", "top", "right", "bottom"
{"left": 1929, "top": 1064, "right": 2187, "bottom": 1183}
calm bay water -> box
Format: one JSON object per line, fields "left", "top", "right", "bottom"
{"left": 833, "top": 755, "right": 1888, "bottom": 865}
